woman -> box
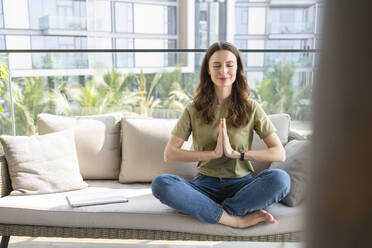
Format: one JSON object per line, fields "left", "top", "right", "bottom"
{"left": 152, "top": 41, "right": 290, "bottom": 228}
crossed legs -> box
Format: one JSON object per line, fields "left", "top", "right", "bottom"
{"left": 152, "top": 169, "right": 290, "bottom": 228}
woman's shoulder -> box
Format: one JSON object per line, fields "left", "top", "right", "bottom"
{"left": 248, "top": 98, "right": 259, "bottom": 109}
{"left": 184, "top": 101, "right": 196, "bottom": 112}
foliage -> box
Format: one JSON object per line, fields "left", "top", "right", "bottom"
{"left": 0, "top": 62, "right": 313, "bottom": 137}
{"left": 135, "top": 71, "right": 162, "bottom": 117}
{"left": 251, "top": 61, "right": 312, "bottom": 120}
{"left": 0, "top": 77, "right": 50, "bottom": 135}
{"left": 0, "top": 58, "right": 9, "bottom": 113}
{"left": 50, "top": 68, "right": 139, "bottom": 116}
{"left": 162, "top": 77, "right": 194, "bottom": 117}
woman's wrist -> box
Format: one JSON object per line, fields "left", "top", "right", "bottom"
{"left": 231, "top": 150, "right": 240, "bottom": 159}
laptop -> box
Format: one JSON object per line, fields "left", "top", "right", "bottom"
{"left": 66, "top": 192, "right": 129, "bottom": 208}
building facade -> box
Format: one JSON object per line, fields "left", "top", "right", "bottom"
{"left": 0, "top": 0, "right": 323, "bottom": 87}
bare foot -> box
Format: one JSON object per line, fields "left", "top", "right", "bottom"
{"left": 235, "top": 210, "right": 276, "bottom": 228}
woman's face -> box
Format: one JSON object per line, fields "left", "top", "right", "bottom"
{"left": 208, "top": 49, "right": 238, "bottom": 89}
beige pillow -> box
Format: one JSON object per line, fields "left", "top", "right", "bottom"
{"left": 37, "top": 113, "right": 121, "bottom": 179}
{"left": 0, "top": 129, "right": 88, "bottom": 195}
{"left": 119, "top": 118, "right": 196, "bottom": 183}
{"left": 251, "top": 113, "right": 291, "bottom": 174}
{"left": 270, "top": 140, "right": 311, "bottom": 207}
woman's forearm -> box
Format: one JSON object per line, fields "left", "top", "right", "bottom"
{"left": 164, "top": 146, "right": 218, "bottom": 163}
{"left": 243, "top": 147, "right": 286, "bottom": 163}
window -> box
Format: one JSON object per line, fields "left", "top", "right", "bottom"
{"left": 133, "top": 3, "right": 176, "bottom": 34}
{"left": 30, "top": 0, "right": 86, "bottom": 30}
{"left": 135, "top": 39, "right": 175, "bottom": 67}
{"left": 316, "top": 5, "right": 324, "bottom": 34}
{"left": 87, "top": 0, "right": 111, "bottom": 32}
{"left": 115, "top": 2, "right": 133, "bottom": 33}
{"left": 167, "top": 39, "right": 177, "bottom": 66}
{"left": 248, "top": 8, "right": 266, "bottom": 34}
{"left": 88, "top": 37, "right": 112, "bottom": 69}
{"left": 268, "top": 7, "right": 314, "bottom": 34}
{"left": 266, "top": 39, "right": 313, "bottom": 67}
{"left": 31, "top": 36, "right": 88, "bottom": 69}
{"left": 6, "top": 35, "right": 32, "bottom": 69}
{"left": 3, "top": 0, "right": 29, "bottom": 29}
{"left": 167, "top": 6, "right": 177, "bottom": 35}
{"left": 235, "top": 7, "right": 248, "bottom": 34}
{"left": 115, "top": 38, "right": 134, "bottom": 68}
{"left": 0, "top": 0, "right": 4, "bottom": 28}
{"left": 247, "top": 40, "right": 265, "bottom": 67}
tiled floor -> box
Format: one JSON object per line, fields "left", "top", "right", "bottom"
{"left": 7, "top": 236, "right": 304, "bottom": 248}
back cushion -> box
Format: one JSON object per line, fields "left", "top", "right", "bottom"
{"left": 37, "top": 113, "right": 121, "bottom": 180}
{"left": 251, "top": 113, "right": 291, "bottom": 174}
{"left": 119, "top": 118, "right": 196, "bottom": 183}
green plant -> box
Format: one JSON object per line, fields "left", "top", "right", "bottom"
{"left": 0, "top": 77, "right": 51, "bottom": 135}
{"left": 0, "top": 58, "right": 9, "bottom": 112}
{"left": 162, "top": 80, "right": 193, "bottom": 117}
{"left": 50, "top": 68, "right": 140, "bottom": 115}
{"left": 135, "top": 71, "right": 162, "bottom": 117}
{"left": 251, "top": 61, "right": 312, "bottom": 121}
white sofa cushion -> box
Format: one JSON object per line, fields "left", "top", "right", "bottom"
{"left": 37, "top": 113, "right": 121, "bottom": 179}
{"left": 251, "top": 113, "right": 291, "bottom": 174}
{"left": 119, "top": 118, "right": 196, "bottom": 183}
{"left": 0, "top": 180, "right": 304, "bottom": 237}
{"left": 0, "top": 129, "right": 87, "bottom": 195}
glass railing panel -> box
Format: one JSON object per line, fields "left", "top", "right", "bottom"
{"left": 32, "top": 53, "right": 89, "bottom": 69}
{"left": 264, "top": 52, "right": 313, "bottom": 67}
{"left": 0, "top": 50, "right": 317, "bottom": 141}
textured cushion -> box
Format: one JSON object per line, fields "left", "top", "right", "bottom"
{"left": 0, "top": 180, "right": 304, "bottom": 236}
{"left": 0, "top": 129, "right": 87, "bottom": 195}
{"left": 119, "top": 118, "right": 196, "bottom": 183}
{"left": 251, "top": 113, "right": 291, "bottom": 174}
{"left": 37, "top": 113, "right": 121, "bottom": 179}
{"left": 270, "top": 140, "right": 311, "bottom": 207}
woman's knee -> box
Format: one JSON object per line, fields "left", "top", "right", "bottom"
{"left": 268, "top": 169, "right": 291, "bottom": 194}
{"left": 151, "top": 174, "right": 180, "bottom": 198}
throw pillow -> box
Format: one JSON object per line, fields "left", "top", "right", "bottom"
{"left": 119, "top": 118, "right": 197, "bottom": 183}
{"left": 269, "top": 139, "right": 311, "bottom": 207}
{"left": 0, "top": 129, "right": 88, "bottom": 195}
{"left": 37, "top": 113, "right": 121, "bottom": 179}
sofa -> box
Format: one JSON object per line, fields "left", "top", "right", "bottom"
{"left": 0, "top": 112, "right": 308, "bottom": 247}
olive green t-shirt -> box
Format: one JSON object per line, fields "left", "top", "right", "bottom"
{"left": 171, "top": 99, "right": 277, "bottom": 178}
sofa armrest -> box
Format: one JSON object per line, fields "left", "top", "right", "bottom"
{"left": 0, "top": 155, "right": 11, "bottom": 197}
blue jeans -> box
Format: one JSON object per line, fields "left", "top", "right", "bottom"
{"left": 152, "top": 169, "right": 290, "bottom": 224}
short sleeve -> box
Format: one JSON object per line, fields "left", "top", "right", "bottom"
{"left": 171, "top": 107, "right": 192, "bottom": 141}
{"left": 253, "top": 100, "right": 277, "bottom": 139}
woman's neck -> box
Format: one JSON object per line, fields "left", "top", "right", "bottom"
{"left": 214, "top": 86, "right": 232, "bottom": 105}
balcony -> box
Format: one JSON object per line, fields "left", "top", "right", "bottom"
{"left": 0, "top": 49, "right": 316, "bottom": 153}
{"left": 39, "top": 15, "right": 87, "bottom": 30}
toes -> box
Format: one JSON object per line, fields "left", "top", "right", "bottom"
{"left": 260, "top": 210, "right": 276, "bottom": 224}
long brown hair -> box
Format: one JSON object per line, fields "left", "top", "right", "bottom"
{"left": 194, "top": 41, "right": 252, "bottom": 128}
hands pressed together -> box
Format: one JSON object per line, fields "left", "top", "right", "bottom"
{"left": 213, "top": 118, "right": 240, "bottom": 159}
